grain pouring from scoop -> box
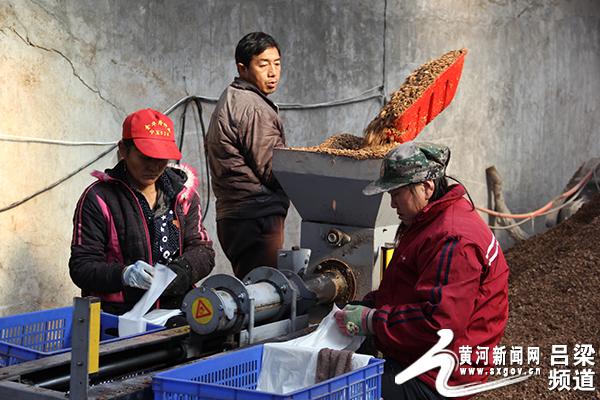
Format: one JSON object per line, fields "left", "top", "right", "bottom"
{"left": 364, "top": 49, "right": 467, "bottom": 147}
{"left": 291, "top": 133, "right": 396, "bottom": 160}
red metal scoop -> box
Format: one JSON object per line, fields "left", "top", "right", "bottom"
{"left": 389, "top": 49, "right": 468, "bottom": 143}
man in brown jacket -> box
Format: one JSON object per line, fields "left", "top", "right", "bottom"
{"left": 207, "top": 32, "right": 289, "bottom": 278}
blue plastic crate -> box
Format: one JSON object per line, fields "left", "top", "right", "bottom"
{"left": 0, "top": 306, "right": 165, "bottom": 367}
{"left": 153, "top": 344, "right": 384, "bottom": 400}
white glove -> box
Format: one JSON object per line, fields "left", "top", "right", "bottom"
{"left": 122, "top": 260, "right": 154, "bottom": 289}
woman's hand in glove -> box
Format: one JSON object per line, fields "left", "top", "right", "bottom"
{"left": 122, "top": 261, "right": 154, "bottom": 290}
{"left": 334, "top": 305, "right": 375, "bottom": 336}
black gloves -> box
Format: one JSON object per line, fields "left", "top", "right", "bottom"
{"left": 164, "top": 257, "right": 193, "bottom": 296}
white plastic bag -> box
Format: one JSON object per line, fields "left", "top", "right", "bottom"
{"left": 143, "top": 308, "right": 183, "bottom": 326}
{"left": 118, "top": 263, "right": 177, "bottom": 336}
{"left": 256, "top": 305, "right": 372, "bottom": 394}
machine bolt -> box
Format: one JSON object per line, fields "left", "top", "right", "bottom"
{"left": 200, "top": 287, "right": 205, "bottom": 292}
{"left": 238, "top": 293, "right": 246, "bottom": 300}
{"left": 327, "top": 231, "right": 339, "bottom": 244}
{"left": 182, "top": 302, "right": 188, "bottom": 308}
{"left": 78, "top": 318, "right": 84, "bottom": 323}
{"left": 326, "top": 228, "right": 351, "bottom": 247}
{"left": 280, "top": 285, "right": 287, "bottom": 293}
{"left": 76, "top": 361, "right": 83, "bottom": 366}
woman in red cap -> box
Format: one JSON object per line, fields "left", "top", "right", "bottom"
{"left": 69, "top": 108, "right": 215, "bottom": 316}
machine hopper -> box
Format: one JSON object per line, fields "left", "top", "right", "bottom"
{"left": 273, "top": 148, "right": 399, "bottom": 300}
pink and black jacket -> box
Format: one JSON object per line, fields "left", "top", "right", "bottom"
{"left": 69, "top": 161, "right": 214, "bottom": 315}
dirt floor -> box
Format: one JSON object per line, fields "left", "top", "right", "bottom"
{"left": 477, "top": 194, "right": 600, "bottom": 399}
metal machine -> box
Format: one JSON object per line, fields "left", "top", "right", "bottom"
{"left": 0, "top": 248, "right": 360, "bottom": 399}
{"left": 180, "top": 147, "right": 401, "bottom": 343}
{"left": 273, "top": 148, "right": 398, "bottom": 299}
{"left": 181, "top": 247, "right": 357, "bottom": 342}
{"left": 0, "top": 148, "right": 398, "bottom": 399}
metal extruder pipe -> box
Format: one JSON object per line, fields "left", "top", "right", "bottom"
{"left": 245, "top": 281, "right": 283, "bottom": 321}
{"left": 304, "top": 268, "right": 348, "bottom": 304}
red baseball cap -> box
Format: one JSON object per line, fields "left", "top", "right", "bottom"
{"left": 122, "top": 108, "right": 182, "bottom": 160}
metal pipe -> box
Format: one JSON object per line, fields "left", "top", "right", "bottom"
{"left": 214, "top": 289, "right": 238, "bottom": 332}
{"left": 212, "top": 281, "right": 282, "bottom": 330}
{"left": 246, "top": 282, "right": 282, "bottom": 321}
{"left": 34, "top": 345, "right": 185, "bottom": 391}
{"left": 304, "top": 269, "right": 348, "bottom": 304}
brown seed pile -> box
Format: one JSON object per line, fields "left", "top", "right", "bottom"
{"left": 477, "top": 194, "right": 600, "bottom": 400}
{"left": 290, "top": 133, "right": 397, "bottom": 160}
{"left": 364, "top": 49, "right": 467, "bottom": 146}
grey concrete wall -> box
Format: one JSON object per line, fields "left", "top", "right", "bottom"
{"left": 0, "top": 0, "right": 598, "bottom": 315}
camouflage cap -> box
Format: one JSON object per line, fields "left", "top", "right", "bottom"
{"left": 363, "top": 141, "right": 450, "bottom": 196}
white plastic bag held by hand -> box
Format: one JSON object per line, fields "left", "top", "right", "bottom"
{"left": 285, "top": 304, "right": 365, "bottom": 351}
{"left": 118, "top": 263, "right": 176, "bottom": 337}
{"left": 256, "top": 305, "right": 371, "bottom": 394}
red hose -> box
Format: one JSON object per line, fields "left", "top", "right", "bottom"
{"left": 475, "top": 170, "right": 593, "bottom": 219}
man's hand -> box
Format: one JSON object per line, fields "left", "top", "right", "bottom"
{"left": 334, "top": 305, "right": 375, "bottom": 336}
{"left": 122, "top": 261, "right": 154, "bottom": 290}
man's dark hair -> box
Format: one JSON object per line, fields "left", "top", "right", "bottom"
{"left": 235, "top": 32, "right": 280, "bottom": 67}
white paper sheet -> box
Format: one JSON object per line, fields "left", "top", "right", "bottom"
{"left": 143, "top": 308, "right": 183, "bottom": 326}
{"left": 118, "top": 263, "right": 177, "bottom": 337}
{"left": 256, "top": 305, "right": 372, "bottom": 394}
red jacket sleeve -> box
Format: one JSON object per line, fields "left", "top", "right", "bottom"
{"left": 372, "top": 237, "right": 484, "bottom": 355}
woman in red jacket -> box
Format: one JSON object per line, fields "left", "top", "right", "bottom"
{"left": 335, "top": 142, "right": 509, "bottom": 399}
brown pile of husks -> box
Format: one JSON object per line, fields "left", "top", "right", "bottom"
{"left": 364, "top": 49, "right": 466, "bottom": 146}
{"left": 478, "top": 194, "right": 600, "bottom": 399}
{"left": 290, "top": 133, "right": 396, "bottom": 160}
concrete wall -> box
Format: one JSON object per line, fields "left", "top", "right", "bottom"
{"left": 0, "top": 0, "right": 598, "bottom": 315}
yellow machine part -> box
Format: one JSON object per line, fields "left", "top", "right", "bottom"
{"left": 191, "top": 297, "right": 214, "bottom": 325}
{"left": 380, "top": 244, "right": 394, "bottom": 280}
{"left": 88, "top": 300, "right": 100, "bottom": 374}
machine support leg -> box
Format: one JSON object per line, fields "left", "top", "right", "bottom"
{"left": 247, "top": 298, "right": 255, "bottom": 345}
{"left": 69, "top": 296, "right": 100, "bottom": 400}
{"left": 290, "top": 289, "right": 297, "bottom": 333}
